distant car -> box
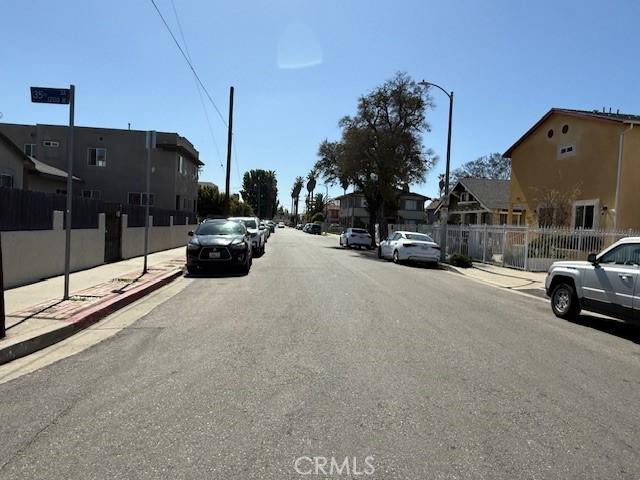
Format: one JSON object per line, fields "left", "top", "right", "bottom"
{"left": 266, "top": 220, "right": 276, "bottom": 233}
{"left": 340, "top": 228, "right": 372, "bottom": 249}
{"left": 378, "top": 231, "right": 440, "bottom": 265}
{"left": 278, "top": 222, "right": 285, "bottom": 228}
{"left": 545, "top": 237, "right": 640, "bottom": 322}
{"left": 260, "top": 221, "right": 270, "bottom": 240}
{"left": 308, "top": 224, "right": 321, "bottom": 235}
{"left": 303, "top": 223, "right": 312, "bottom": 232}
{"left": 297, "top": 223, "right": 305, "bottom": 230}
{"left": 228, "top": 216, "right": 266, "bottom": 256}
{"left": 186, "top": 219, "right": 252, "bottom": 274}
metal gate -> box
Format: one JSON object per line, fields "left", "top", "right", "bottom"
{"left": 104, "top": 202, "right": 122, "bottom": 263}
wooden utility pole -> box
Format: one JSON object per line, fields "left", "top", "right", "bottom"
{"left": 0, "top": 232, "right": 5, "bottom": 339}
{"left": 224, "top": 86, "right": 234, "bottom": 214}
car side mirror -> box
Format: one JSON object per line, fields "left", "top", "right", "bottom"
{"left": 188, "top": 231, "right": 194, "bottom": 236}
{"left": 259, "top": 225, "right": 266, "bottom": 230}
{"left": 587, "top": 253, "right": 598, "bottom": 264}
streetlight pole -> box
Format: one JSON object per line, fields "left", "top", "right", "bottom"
{"left": 419, "top": 80, "right": 453, "bottom": 263}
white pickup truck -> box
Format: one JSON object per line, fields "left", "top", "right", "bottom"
{"left": 545, "top": 237, "right": 640, "bottom": 321}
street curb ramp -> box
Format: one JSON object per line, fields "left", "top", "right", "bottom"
{"left": 0, "top": 269, "right": 183, "bottom": 366}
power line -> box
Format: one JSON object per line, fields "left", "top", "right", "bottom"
{"left": 148, "top": 0, "right": 228, "bottom": 127}
{"left": 169, "top": 0, "right": 224, "bottom": 168}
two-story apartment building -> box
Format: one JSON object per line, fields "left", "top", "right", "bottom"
{"left": 0, "top": 123, "right": 202, "bottom": 212}
{"left": 336, "top": 188, "right": 428, "bottom": 227}
{"left": 503, "top": 108, "right": 640, "bottom": 230}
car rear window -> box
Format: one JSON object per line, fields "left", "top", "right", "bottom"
{"left": 196, "top": 221, "right": 246, "bottom": 236}
{"left": 405, "top": 233, "right": 433, "bottom": 242}
{"left": 352, "top": 229, "right": 368, "bottom": 234}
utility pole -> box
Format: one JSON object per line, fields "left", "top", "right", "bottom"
{"left": 143, "top": 131, "right": 156, "bottom": 274}
{"left": 0, "top": 232, "right": 5, "bottom": 339}
{"left": 224, "top": 86, "right": 234, "bottom": 215}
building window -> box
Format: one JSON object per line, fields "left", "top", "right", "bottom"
{"left": 403, "top": 199, "right": 417, "bottom": 211}
{"left": 178, "top": 155, "right": 187, "bottom": 175}
{"left": 88, "top": 148, "right": 107, "bottom": 167}
{"left": 82, "top": 190, "right": 101, "bottom": 199}
{"left": 547, "top": 129, "right": 554, "bottom": 138}
{"left": 56, "top": 189, "right": 67, "bottom": 195}
{"left": 562, "top": 124, "right": 569, "bottom": 134}
{"left": 0, "top": 174, "right": 13, "bottom": 188}
{"left": 42, "top": 140, "right": 59, "bottom": 147}
{"left": 24, "top": 143, "right": 36, "bottom": 157}
{"left": 558, "top": 144, "right": 576, "bottom": 159}
{"left": 459, "top": 192, "right": 474, "bottom": 203}
{"left": 573, "top": 201, "right": 597, "bottom": 229}
{"left": 499, "top": 213, "right": 508, "bottom": 225}
{"left": 128, "top": 192, "right": 154, "bottom": 206}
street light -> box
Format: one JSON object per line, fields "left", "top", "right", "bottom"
{"left": 419, "top": 80, "right": 453, "bottom": 263}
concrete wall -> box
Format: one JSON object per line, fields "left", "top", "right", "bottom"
{"left": 120, "top": 214, "right": 193, "bottom": 260}
{"left": 1, "top": 211, "right": 106, "bottom": 289}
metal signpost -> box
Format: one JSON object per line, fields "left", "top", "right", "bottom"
{"left": 143, "top": 131, "right": 156, "bottom": 274}
{"left": 30, "top": 85, "right": 75, "bottom": 299}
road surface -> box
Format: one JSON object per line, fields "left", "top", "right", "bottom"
{"left": 1, "top": 228, "right": 639, "bottom": 479}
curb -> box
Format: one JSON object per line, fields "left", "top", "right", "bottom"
{"left": 0, "top": 268, "right": 183, "bottom": 366}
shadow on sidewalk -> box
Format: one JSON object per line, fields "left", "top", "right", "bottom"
{"left": 568, "top": 314, "right": 640, "bottom": 345}
{"left": 6, "top": 300, "right": 66, "bottom": 331}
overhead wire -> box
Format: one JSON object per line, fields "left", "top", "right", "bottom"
{"left": 168, "top": 0, "right": 224, "bottom": 168}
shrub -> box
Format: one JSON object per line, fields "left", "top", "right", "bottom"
{"left": 311, "top": 212, "right": 325, "bottom": 223}
{"left": 450, "top": 253, "right": 473, "bottom": 268}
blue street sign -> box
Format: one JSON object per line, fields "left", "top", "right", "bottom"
{"left": 30, "top": 87, "right": 71, "bottom": 104}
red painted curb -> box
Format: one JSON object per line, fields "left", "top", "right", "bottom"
{"left": 0, "top": 268, "right": 184, "bottom": 366}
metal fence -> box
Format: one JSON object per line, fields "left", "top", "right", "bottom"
{"left": 386, "top": 223, "right": 640, "bottom": 271}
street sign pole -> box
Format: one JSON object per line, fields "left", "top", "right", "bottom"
{"left": 29, "top": 85, "right": 74, "bottom": 300}
{"left": 63, "top": 85, "right": 75, "bottom": 299}
{"left": 143, "top": 131, "right": 156, "bottom": 275}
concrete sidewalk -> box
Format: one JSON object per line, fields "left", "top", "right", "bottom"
{"left": 1, "top": 247, "right": 185, "bottom": 364}
{"left": 447, "top": 262, "right": 548, "bottom": 295}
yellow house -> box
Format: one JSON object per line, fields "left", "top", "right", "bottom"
{"left": 504, "top": 108, "right": 640, "bottom": 230}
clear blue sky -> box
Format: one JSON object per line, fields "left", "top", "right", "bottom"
{"left": 3, "top": 0, "right": 639, "bottom": 208}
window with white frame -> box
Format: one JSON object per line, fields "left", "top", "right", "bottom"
{"left": 558, "top": 144, "right": 576, "bottom": 159}
{"left": 459, "top": 191, "right": 474, "bottom": 203}
{"left": 88, "top": 147, "right": 107, "bottom": 167}
{"left": 573, "top": 200, "right": 598, "bottom": 229}
{"left": 82, "top": 190, "right": 101, "bottom": 199}
{"left": 0, "top": 174, "right": 14, "bottom": 188}
{"left": 24, "top": 143, "right": 36, "bottom": 157}
{"left": 42, "top": 140, "right": 59, "bottom": 148}
{"left": 128, "top": 192, "right": 155, "bottom": 206}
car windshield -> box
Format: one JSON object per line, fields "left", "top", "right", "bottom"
{"left": 195, "top": 221, "right": 245, "bottom": 236}
{"left": 405, "top": 233, "right": 433, "bottom": 242}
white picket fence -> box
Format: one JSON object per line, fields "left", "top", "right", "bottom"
{"left": 386, "top": 224, "right": 640, "bottom": 271}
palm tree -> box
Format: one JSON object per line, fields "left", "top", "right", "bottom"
{"left": 306, "top": 168, "right": 318, "bottom": 213}
{"left": 291, "top": 176, "right": 304, "bottom": 220}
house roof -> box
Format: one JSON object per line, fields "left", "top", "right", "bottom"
{"left": 335, "top": 188, "right": 429, "bottom": 201}
{"left": 453, "top": 177, "right": 510, "bottom": 211}
{"left": 425, "top": 198, "right": 442, "bottom": 211}
{"left": 503, "top": 108, "right": 640, "bottom": 158}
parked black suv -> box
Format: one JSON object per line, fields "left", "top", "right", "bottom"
{"left": 186, "top": 219, "right": 252, "bottom": 274}
{"left": 308, "top": 224, "right": 322, "bottom": 235}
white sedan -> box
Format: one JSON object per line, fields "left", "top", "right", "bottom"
{"left": 339, "top": 228, "right": 373, "bottom": 249}
{"left": 378, "top": 231, "right": 440, "bottom": 264}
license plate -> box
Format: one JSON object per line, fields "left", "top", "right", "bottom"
{"left": 209, "top": 251, "right": 221, "bottom": 258}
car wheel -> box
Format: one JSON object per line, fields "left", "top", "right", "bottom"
{"left": 377, "top": 246, "right": 382, "bottom": 258}
{"left": 551, "top": 282, "right": 580, "bottom": 319}
{"left": 393, "top": 250, "right": 401, "bottom": 264}
{"left": 346, "top": 239, "right": 350, "bottom": 248}
{"left": 186, "top": 265, "right": 198, "bottom": 275}
{"left": 241, "top": 256, "right": 251, "bottom": 274}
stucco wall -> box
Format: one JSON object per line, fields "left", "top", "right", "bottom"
{"left": 1, "top": 211, "right": 106, "bottom": 289}
{"left": 617, "top": 127, "right": 640, "bottom": 229}
{"left": 508, "top": 113, "right": 622, "bottom": 228}
{"left": 120, "top": 214, "right": 192, "bottom": 259}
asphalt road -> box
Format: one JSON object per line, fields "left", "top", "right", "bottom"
{"left": 1, "top": 228, "right": 640, "bottom": 479}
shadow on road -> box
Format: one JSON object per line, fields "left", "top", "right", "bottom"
{"left": 324, "top": 245, "right": 444, "bottom": 270}
{"left": 184, "top": 268, "right": 249, "bottom": 278}
{"left": 568, "top": 314, "right": 640, "bottom": 345}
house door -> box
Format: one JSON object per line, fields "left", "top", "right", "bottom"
{"left": 104, "top": 202, "right": 122, "bottom": 263}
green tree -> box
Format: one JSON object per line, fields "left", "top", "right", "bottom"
{"left": 314, "top": 72, "right": 437, "bottom": 239}
{"left": 240, "top": 170, "right": 278, "bottom": 219}
{"left": 450, "top": 153, "right": 510, "bottom": 185}
{"left": 197, "top": 184, "right": 224, "bottom": 218}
